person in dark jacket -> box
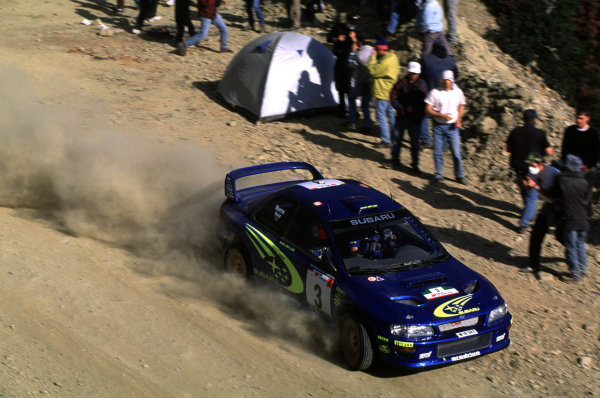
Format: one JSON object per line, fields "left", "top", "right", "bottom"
{"left": 327, "top": 13, "right": 363, "bottom": 116}
{"left": 520, "top": 153, "right": 559, "bottom": 276}
{"left": 506, "top": 109, "right": 553, "bottom": 232}
{"left": 390, "top": 61, "right": 428, "bottom": 174}
{"left": 561, "top": 109, "right": 600, "bottom": 216}
{"left": 178, "top": 0, "right": 233, "bottom": 55}
{"left": 556, "top": 154, "right": 590, "bottom": 282}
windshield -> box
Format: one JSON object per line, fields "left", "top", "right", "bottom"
{"left": 332, "top": 211, "right": 447, "bottom": 275}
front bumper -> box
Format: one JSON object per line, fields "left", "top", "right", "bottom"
{"left": 375, "top": 316, "right": 512, "bottom": 368}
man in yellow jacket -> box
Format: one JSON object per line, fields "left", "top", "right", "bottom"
{"left": 368, "top": 35, "right": 400, "bottom": 147}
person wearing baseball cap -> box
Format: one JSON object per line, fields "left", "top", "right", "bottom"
{"left": 424, "top": 69, "right": 467, "bottom": 184}
{"left": 390, "top": 61, "right": 428, "bottom": 175}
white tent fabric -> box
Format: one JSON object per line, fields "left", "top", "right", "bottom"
{"left": 218, "top": 32, "right": 339, "bottom": 121}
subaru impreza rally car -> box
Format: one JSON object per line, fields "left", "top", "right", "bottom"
{"left": 219, "top": 162, "right": 512, "bottom": 370}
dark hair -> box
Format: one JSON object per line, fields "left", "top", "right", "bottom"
{"left": 576, "top": 108, "right": 591, "bottom": 118}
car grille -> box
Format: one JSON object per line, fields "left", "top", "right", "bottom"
{"left": 437, "top": 332, "right": 492, "bottom": 358}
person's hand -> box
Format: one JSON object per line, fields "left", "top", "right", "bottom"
{"left": 338, "top": 34, "right": 346, "bottom": 42}
{"left": 442, "top": 113, "right": 452, "bottom": 121}
{"left": 456, "top": 119, "right": 463, "bottom": 129}
{"left": 349, "top": 31, "right": 356, "bottom": 41}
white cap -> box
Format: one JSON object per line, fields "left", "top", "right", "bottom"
{"left": 442, "top": 70, "right": 454, "bottom": 82}
{"left": 407, "top": 61, "right": 421, "bottom": 74}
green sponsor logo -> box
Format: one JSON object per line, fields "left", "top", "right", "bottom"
{"left": 245, "top": 224, "right": 304, "bottom": 294}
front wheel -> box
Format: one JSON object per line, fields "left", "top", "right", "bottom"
{"left": 224, "top": 246, "right": 253, "bottom": 280}
{"left": 340, "top": 315, "right": 373, "bottom": 371}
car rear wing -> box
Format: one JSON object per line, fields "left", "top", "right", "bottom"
{"left": 224, "top": 161, "right": 324, "bottom": 203}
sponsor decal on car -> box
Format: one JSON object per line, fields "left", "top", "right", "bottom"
{"left": 245, "top": 224, "right": 304, "bottom": 294}
{"left": 367, "top": 276, "right": 385, "bottom": 282}
{"left": 298, "top": 179, "right": 345, "bottom": 190}
{"left": 422, "top": 286, "right": 459, "bottom": 300}
{"left": 394, "top": 341, "right": 414, "bottom": 348}
{"left": 379, "top": 344, "right": 391, "bottom": 354}
{"left": 350, "top": 213, "right": 396, "bottom": 226}
{"left": 377, "top": 335, "right": 390, "bottom": 343}
{"left": 419, "top": 351, "right": 432, "bottom": 359}
{"left": 433, "top": 294, "right": 480, "bottom": 318}
{"left": 450, "top": 351, "right": 480, "bottom": 362}
{"left": 496, "top": 333, "right": 506, "bottom": 342}
{"left": 456, "top": 329, "right": 478, "bottom": 338}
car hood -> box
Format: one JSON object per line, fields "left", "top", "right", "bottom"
{"left": 351, "top": 258, "right": 503, "bottom": 324}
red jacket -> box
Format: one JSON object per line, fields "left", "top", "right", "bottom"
{"left": 198, "top": 0, "right": 220, "bottom": 19}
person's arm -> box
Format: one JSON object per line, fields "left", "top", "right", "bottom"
{"left": 456, "top": 104, "right": 465, "bottom": 129}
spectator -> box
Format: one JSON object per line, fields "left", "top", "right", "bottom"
{"left": 289, "top": 0, "right": 301, "bottom": 29}
{"left": 367, "top": 35, "right": 400, "bottom": 147}
{"left": 561, "top": 108, "right": 600, "bottom": 216}
{"left": 327, "top": 13, "right": 364, "bottom": 116}
{"left": 385, "top": 0, "right": 418, "bottom": 39}
{"left": 346, "top": 44, "right": 373, "bottom": 131}
{"left": 415, "top": 0, "right": 452, "bottom": 56}
{"left": 174, "top": 0, "right": 196, "bottom": 46}
{"left": 520, "top": 153, "right": 560, "bottom": 276}
{"left": 390, "top": 61, "right": 428, "bottom": 174}
{"left": 556, "top": 154, "right": 590, "bottom": 282}
{"left": 115, "top": 0, "right": 125, "bottom": 13}
{"left": 443, "top": 0, "right": 458, "bottom": 43}
{"left": 506, "top": 109, "right": 553, "bottom": 233}
{"left": 425, "top": 69, "right": 466, "bottom": 183}
{"left": 244, "top": 0, "right": 267, "bottom": 33}
{"left": 177, "top": 0, "right": 233, "bottom": 55}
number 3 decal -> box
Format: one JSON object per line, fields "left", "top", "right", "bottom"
{"left": 306, "top": 268, "right": 333, "bottom": 316}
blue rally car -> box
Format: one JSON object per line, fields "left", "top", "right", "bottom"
{"left": 219, "top": 162, "right": 512, "bottom": 370}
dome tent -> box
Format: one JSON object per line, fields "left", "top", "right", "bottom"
{"left": 217, "top": 32, "right": 339, "bottom": 122}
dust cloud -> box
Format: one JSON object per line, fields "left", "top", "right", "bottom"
{"left": 0, "top": 66, "right": 337, "bottom": 359}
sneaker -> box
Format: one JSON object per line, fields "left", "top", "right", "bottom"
{"left": 259, "top": 24, "right": 268, "bottom": 33}
{"left": 411, "top": 166, "right": 421, "bottom": 176}
{"left": 132, "top": 28, "right": 144, "bottom": 34}
{"left": 518, "top": 225, "right": 529, "bottom": 234}
{"left": 342, "top": 121, "right": 357, "bottom": 130}
{"left": 148, "top": 15, "right": 162, "bottom": 22}
{"left": 457, "top": 177, "right": 468, "bottom": 185}
{"left": 432, "top": 176, "right": 444, "bottom": 183}
{"left": 166, "top": 0, "right": 175, "bottom": 5}
{"left": 243, "top": 25, "right": 253, "bottom": 31}
{"left": 519, "top": 266, "right": 534, "bottom": 273}
{"left": 375, "top": 141, "right": 389, "bottom": 148}
{"left": 561, "top": 274, "right": 581, "bottom": 283}
{"left": 177, "top": 41, "right": 187, "bottom": 56}
{"left": 220, "top": 48, "right": 233, "bottom": 53}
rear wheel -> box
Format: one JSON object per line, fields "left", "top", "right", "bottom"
{"left": 224, "top": 246, "right": 253, "bottom": 279}
{"left": 340, "top": 315, "right": 373, "bottom": 371}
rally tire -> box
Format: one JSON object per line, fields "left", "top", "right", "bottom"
{"left": 340, "top": 315, "right": 373, "bottom": 371}
{"left": 224, "top": 245, "right": 253, "bottom": 280}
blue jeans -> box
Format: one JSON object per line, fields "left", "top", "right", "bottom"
{"left": 348, "top": 82, "right": 372, "bottom": 128}
{"left": 432, "top": 122, "right": 464, "bottom": 179}
{"left": 184, "top": 14, "right": 228, "bottom": 50}
{"left": 392, "top": 117, "right": 423, "bottom": 168}
{"left": 376, "top": 99, "right": 394, "bottom": 144}
{"left": 444, "top": 0, "right": 459, "bottom": 42}
{"left": 245, "top": 0, "right": 265, "bottom": 27}
{"left": 386, "top": 1, "right": 401, "bottom": 34}
{"left": 420, "top": 116, "right": 431, "bottom": 144}
{"left": 564, "top": 229, "right": 587, "bottom": 279}
{"left": 517, "top": 178, "right": 538, "bottom": 227}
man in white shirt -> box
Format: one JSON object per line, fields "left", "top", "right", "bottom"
{"left": 425, "top": 69, "right": 466, "bottom": 184}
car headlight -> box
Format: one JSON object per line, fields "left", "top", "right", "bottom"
{"left": 488, "top": 303, "right": 508, "bottom": 324}
{"left": 390, "top": 324, "right": 434, "bottom": 338}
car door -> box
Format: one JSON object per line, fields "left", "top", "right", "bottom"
{"left": 246, "top": 196, "right": 306, "bottom": 294}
